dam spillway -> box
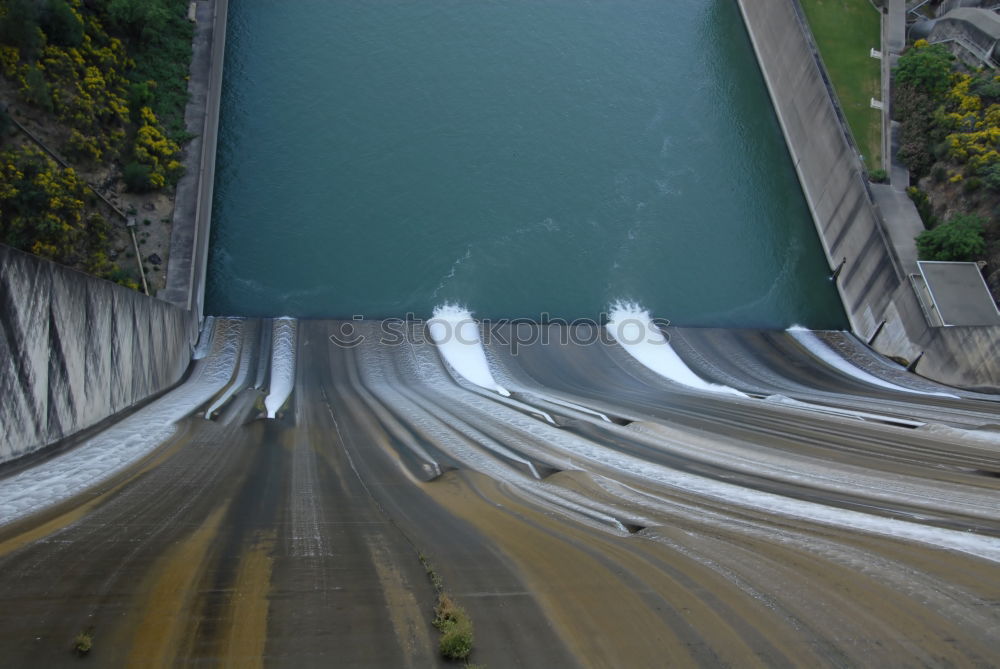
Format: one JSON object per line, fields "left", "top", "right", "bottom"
{"left": 0, "top": 315, "right": 998, "bottom": 664}
{"left": 2, "top": 0, "right": 1000, "bottom": 664}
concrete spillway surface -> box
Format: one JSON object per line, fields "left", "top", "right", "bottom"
{"left": 0, "top": 320, "right": 998, "bottom": 665}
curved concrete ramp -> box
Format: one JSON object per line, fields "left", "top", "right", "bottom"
{"left": 0, "top": 320, "right": 997, "bottom": 666}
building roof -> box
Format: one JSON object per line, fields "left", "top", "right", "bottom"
{"left": 917, "top": 261, "right": 1000, "bottom": 326}
{"left": 940, "top": 7, "right": 1000, "bottom": 42}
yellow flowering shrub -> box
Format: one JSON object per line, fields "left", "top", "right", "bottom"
{"left": 38, "top": 29, "right": 130, "bottom": 162}
{"left": 940, "top": 71, "right": 1000, "bottom": 177}
{"left": 0, "top": 45, "right": 19, "bottom": 77}
{"left": 0, "top": 147, "right": 87, "bottom": 263}
{"left": 132, "top": 105, "right": 182, "bottom": 189}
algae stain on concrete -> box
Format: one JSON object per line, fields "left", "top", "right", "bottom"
{"left": 0, "top": 432, "right": 189, "bottom": 559}
{"left": 217, "top": 530, "right": 275, "bottom": 668}
{"left": 125, "top": 505, "right": 228, "bottom": 667}
{"left": 423, "top": 471, "right": 693, "bottom": 667}
{"left": 367, "top": 533, "right": 436, "bottom": 665}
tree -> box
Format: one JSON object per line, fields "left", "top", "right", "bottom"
{"left": 895, "top": 40, "right": 954, "bottom": 99}
{"left": 0, "top": 0, "right": 43, "bottom": 55}
{"left": 40, "top": 0, "right": 84, "bottom": 47}
{"left": 104, "top": 0, "right": 168, "bottom": 39}
{"left": 22, "top": 65, "right": 54, "bottom": 112}
{"left": 982, "top": 162, "right": 1000, "bottom": 191}
{"left": 916, "top": 213, "right": 987, "bottom": 261}
{"left": 893, "top": 52, "right": 951, "bottom": 178}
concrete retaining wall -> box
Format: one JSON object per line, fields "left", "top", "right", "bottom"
{"left": 735, "top": 0, "right": 1000, "bottom": 391}
{"left": 163, "top": 0, "right": 229, "bottom": 316}
{"left": 0, "top": 245, "right": 197, "bottom": 463}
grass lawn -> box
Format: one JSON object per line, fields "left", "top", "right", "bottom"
{"left": 799, "top": 0, "right": 883, "bottom": 170}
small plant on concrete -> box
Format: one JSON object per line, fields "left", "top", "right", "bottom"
{"left": 420, "top": 552, "right": 474, "bottom": 662}
{"left": 868, "top": 168, "right": 887, "bottom": 183}
{"left": 419, "top": 552, "right": 444, "bottom": 592}
{"left": 434, "top": 594, "right": 473, "bottom": 661}
{"left": 73, "top": 629, "right": 92, "bottom": 656}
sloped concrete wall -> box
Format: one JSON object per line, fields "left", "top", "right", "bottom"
{"left": 735, "top": 0, "right": 902, "bottom": 340}
{"left": 735, "top": 0, "right": 1000, "bottom": 391}
{"left": 0, "top": 245, "right": 197, "bottom": 462}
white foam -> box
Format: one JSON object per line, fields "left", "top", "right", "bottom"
{"left": 788, "top": 327, "right": 959, "bottom": 398}
{"left": 204, "top": 321, "right": 257, "bottom": 419}
{"left": 264, "top": 318, "right": 298, "bottom": 418}
{"left": 428, "top": 304, "right": 510, "bottom": 396}
{"left": 605, "top": 302, "right": 744, "bottom": 396}
{"left": 191, "top": 315, "right": 215, "bottom": 359}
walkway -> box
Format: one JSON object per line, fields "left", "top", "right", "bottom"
{"left": 873, "top": 0, "right": 926, "bottom": 276}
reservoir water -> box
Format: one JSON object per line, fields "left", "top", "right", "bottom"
{"left": 205, "top": 0, "right": 847, "bottom": 329}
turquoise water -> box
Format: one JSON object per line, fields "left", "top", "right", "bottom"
{"left": 205, "top": 0, "right": 847, "bottom": 328}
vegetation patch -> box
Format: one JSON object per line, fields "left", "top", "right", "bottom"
{"left": 419, "top": 552, "right": 475, "bottom": 663}
{"left": 0, "top": 0, "right": 193, "bottom": 286}
{"left": 73, "top": 628, "right": 93, "bottom": 656}
{"left": 434, "top": 593, "right": 474, "bottom": 661}
{"left": 893, "top": 39, "right": 1000, "bottom": 292}
{"left": 916, "top": 212, "right": 986, "bottom": 262}
{"left": 799, "top": 0, "right": 883, "bottom": 169}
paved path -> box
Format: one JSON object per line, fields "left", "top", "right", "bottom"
{"left": 874, "top": 0, "right": 925, "bottom": 276}
{"left": 871, "top": 184, "right": 925, "bottom": 274}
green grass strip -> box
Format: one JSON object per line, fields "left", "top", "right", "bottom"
{"left": 799, "top": 0, "right": 884, "bottom": 169}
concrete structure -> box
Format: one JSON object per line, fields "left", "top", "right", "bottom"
{"left": 0, "top": 0, "right": 230, "bottom": 462}
{"left": 916, "top": 261, "right": 1000, "bottom": 326}
{"left": 910, "top": 7, "right": 1000, "bottom": 67}
{"left": 735, "top": 0, "right": 1000, "bottom": 391}
{"left": 0, "top": 246, "right": 196, "bottom": 463}
{"left": 163, "top": 0, "right": 229, "bottom": 315}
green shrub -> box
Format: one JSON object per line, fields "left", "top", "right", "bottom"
{"left": 122, "top": 161, "right": 153, "bottom": 192}
{"left": 982, "top": 163, "right": 1000, "bottom": 191}
{"left": 916, "top": 213, "right": 987, "bottom": 261}
{"left": 73, "top": 630, "right": 92, "bottom": 656}
{"left": 434, "top": 594, "right": 473, "bottom": 661}
{"left": 40, "top": 0, "right": 84, "bottom": 47}
{"left": 963, "top": 176, "right": 983, "bottom": 193}
{"left": 22, "top": 65, "right": 53, "bottom": 112}
{"left": 868, "top": 168, "right": 887, "bottom": 183}
{"left": 439, "top": 624, "right": 473, "bottom": 661}
{"left": 116, "top": 0, "right": 194, "bottom": 141}
{"left": 128, "top": 81, "right": 156, "bottom": 123}
{"left": 895, "top": 41, "right": 954, "bottom": 98}
{"left": 0, "top": 0, "right": 42, "bottom": 54}
{"left": 899, "top": 137, "right": 934, "bottom": 176}
{"left": 969, "top": 71, "right": 1000, "bottom": 102}
{"left": 906, "top": 186, "right": 939, "bottom": 229}
{"left": 105, "top": 0, "right": 170, "bottom": 40}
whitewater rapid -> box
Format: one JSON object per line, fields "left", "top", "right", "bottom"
{"left": 606, "top": 302, "right": 744, "bottom": 396}
{"left": 428, "top": 305, "right": 511, "bottom": 396}
{"left": 265, "top": 318, "right": 298, "bottom": 418}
